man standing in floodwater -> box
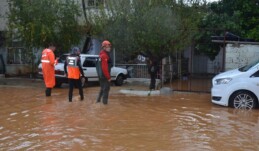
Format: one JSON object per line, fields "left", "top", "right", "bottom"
{"left": 41, "top": 43, "right": 57, "bottom": 96}
{"left": 96, "top": 40, "right": 113, "bottom": 105}
{"left": 147, "top": 57, "right": 158, "bottom": 90}
{"left": 64, "top": 47, "right": 85, "bottom": 102}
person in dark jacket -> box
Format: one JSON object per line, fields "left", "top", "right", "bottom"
{"left": 64, "top": 47, "right": 85, "bottom": 102}
{"left": 147, "top": 58, "right": 158, "bottom": 90}
{"left": 96, "top": 40, "right": 113, "bottom": 105}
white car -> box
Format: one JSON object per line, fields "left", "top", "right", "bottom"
{"left": 211, "top": 59, "right": 259, "bottom": 109}
{"left": 38, "top": 54, "right": 128, "bottom": 87}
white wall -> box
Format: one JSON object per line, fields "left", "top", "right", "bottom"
{"left": 225, "top": 44, "right": 259, "bottom": 71}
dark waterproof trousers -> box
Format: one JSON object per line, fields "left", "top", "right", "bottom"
{"left": 68, "top": 78, "right": 84, "bottom": 102}
{"left": 45, "top": 88, "right": 52, "bottom": 96}
{"left": 97, "top": 78, "right": 110, "bottom": 104}
{"left": 149, "top": 73, "right": 156, "bottom": 90}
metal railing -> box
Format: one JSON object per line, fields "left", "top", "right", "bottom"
{"left": 116, "top": 63, "right": 212, "bottom": 92}
{"left": 116, "top": 64, "right": 149, "bottom": 78}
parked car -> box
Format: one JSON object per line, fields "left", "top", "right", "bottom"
{"left": 211, "top": 59, "right": 259, "bottom": 109}
{"left": 38, "top": 54, "right": 128, "bottom": 87}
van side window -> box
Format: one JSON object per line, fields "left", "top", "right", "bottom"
{"left": 83, "top": 57, "right": 97, "bottom": 67}
{"left": 251, "top": 70, "right": 259, "bottom": 77}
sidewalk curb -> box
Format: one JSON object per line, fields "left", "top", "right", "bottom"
{"left": 119, "top": 89, "right": 160, "bottom": 96}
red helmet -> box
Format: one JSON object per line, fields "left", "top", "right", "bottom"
{"left": 102, "top": 40, "right": 111, "bottom": 47}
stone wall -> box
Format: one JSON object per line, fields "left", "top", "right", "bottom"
{"left": 225, "top": 44, "right": 259, "bottom": 71}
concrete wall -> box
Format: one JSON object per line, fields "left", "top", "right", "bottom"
{"left": 225, "top": 44, "right": 259, "bottom": 71}
{"left": 191, "top": 43, "right": 259, "bottom": 73}
{"left": 5, "top": 64, "right": 31, "bottom": 76}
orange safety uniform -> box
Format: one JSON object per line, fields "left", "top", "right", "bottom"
{"left": 41, "top": 48, "right": 56, "bottom": 88}
{"left": 66, "top": 56, "right": 81, "bottom": 79}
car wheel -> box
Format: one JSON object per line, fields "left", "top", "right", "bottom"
{"left": 229, "top": 91, "right": 258, "bottom": 109}
{"left": 115, "top": 75, "right": 124, "bottom": 86}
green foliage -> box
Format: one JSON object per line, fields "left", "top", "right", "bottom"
{"left": 7, "top": 0, "right": 83, "bottom": 52}
{"left": 195, "top": 0, "right": 259, "bottom": 60}
{"left": 86, "top": 0, "right": 203, "bottom": 61}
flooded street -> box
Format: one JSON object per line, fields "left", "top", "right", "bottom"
{"left": 0, "top": 79, "right": 259, "bottom": 151}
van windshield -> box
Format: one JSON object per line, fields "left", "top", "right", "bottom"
{"left": 238, "top": 59, "right": 259, "bottom": 72}
{"left": 58, "top": 54, "right": 69, "bottom": 63}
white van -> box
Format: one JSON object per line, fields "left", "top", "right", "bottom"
{"left": 211, "top": 59, "right": 259, "bottom": 109}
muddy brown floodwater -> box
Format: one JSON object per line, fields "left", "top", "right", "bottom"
{"left": 0, "top": 82, "right": 259, "bottom": 151}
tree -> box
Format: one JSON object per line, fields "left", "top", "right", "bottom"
{"left": 7, "top": 0, "right": 83, "bottom": 54}
{"left": 7, "top": 0, "right": 84, "bottom": 76}
{"left": 85, "top": 0, "right": 203, "bottom": 62}
{"left": 195, "top": 0, "right": 259, "bottom": 60}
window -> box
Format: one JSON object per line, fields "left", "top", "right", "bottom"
{"left": 85, "top": 0, "right": 104, "bottom": 7}
{"left": 83, "top": 57, "right": 98, "bottom": 67}
{"left": 7, "top": 47, "right": 31, "bottom": 64}
{"left": 251, "top": 70, "right": 259, "bottom": 78}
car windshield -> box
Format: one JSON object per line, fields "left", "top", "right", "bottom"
{"left": 58, "top": 54, "right": 69, "bottom": 63}
{"left": 238, "top": 59, "right": 259, "bottom": 72}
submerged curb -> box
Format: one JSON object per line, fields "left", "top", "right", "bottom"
{"left": 119, "top": 89, "right": 160, "bottom": 96}
{"left": 119, "top": 87, "right": 173, "bottom": 96}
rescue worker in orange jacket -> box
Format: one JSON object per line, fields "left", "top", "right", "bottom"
{"left": 41, "top": 44, "right": 56, "bottom": 96}
{"left": 96, "top": 40, "right": 113, "bottom": 105}
{"left": 64, "top": 47, "right": 85, "bottom": 102}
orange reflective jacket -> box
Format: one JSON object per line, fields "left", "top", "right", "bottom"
{"left": 41, "top": 49, "right": 55, "bottom": 88}
{"left": 67, "top": 56, "right": 80, "bottom": 79}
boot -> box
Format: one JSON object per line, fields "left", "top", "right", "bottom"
{"left": 69, "top": 96, "right": 72, "bottom": 102}
{"left": 45, "top": 88, "right": 51, "bottom": 96}
{"left": 80, "top": 95, "right": 84, "bottom": 101}
{"left": 49, "top": 88, "right": 52, "bottom": 96}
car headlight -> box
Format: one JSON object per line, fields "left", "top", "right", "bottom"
{"left": 215, "top": 78, "right": 232, "bottom": 85}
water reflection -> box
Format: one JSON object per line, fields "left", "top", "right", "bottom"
{"left": 0, "top": 86, "right": 258, "bottom": 150}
